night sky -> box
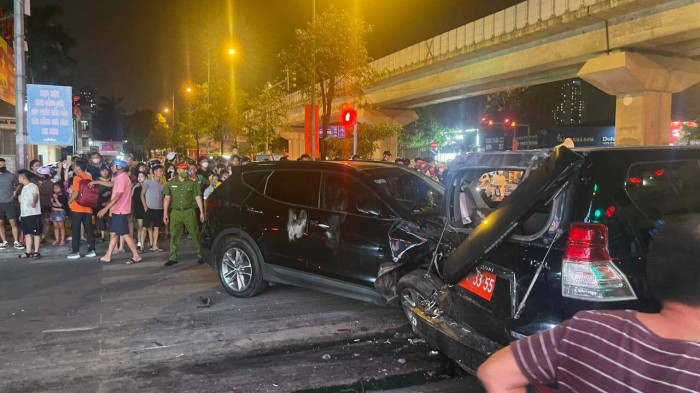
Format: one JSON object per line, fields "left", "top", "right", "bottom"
{"left": 43, "top": 0, "right": 520, "bottom": 112}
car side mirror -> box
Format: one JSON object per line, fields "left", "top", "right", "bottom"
{"left": 356, "top": 198, "right": 381, "bottom": 217}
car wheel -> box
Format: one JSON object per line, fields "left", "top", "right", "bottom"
{"left": 397, "top": 270, "right": 438, "bottom": 332}
{"left": 217, "top": 238, "right": 267, "bottom": 298}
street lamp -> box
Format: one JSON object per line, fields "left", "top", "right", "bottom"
{"left": 186, "top": 87, "right": 192, "bottom": 94}
{"left": 228, "top": 48, "right": 236, "bottom": 56}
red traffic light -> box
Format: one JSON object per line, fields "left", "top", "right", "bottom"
{"left": 341, "top": 108, "right": 357, "bottom": 127}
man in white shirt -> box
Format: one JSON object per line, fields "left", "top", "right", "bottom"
{"left": 17, "top": 170, "right": 42, "bottom": 258}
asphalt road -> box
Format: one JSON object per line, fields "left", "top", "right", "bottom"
{"left": 0, "top": 239, "right": 482, "bottom": 392}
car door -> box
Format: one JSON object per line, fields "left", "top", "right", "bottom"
{"left": 305, "top": 171, "right": 395, "bottom": 287}
{"left": 243, "top": 169, "right": 321, "bottom": 271}
{"left": 441, "top": 147, "right": 583, "bottom": 342}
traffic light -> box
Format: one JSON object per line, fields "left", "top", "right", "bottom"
{"left": 341, "top": 107, "right": 357, "bottom": 127}
{"left": 285, "top": 69, "right": 298, "bottom": 91}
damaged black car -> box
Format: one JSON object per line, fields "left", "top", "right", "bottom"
{"left": 397, "top": 145, "right": 700, "bottom": 373}
{"left": 200, "top": 160, "right": 447, "bottom": 305}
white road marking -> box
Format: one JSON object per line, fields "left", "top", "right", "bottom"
{"left": 42, "top": 326, "right": 99, "bottom": 333}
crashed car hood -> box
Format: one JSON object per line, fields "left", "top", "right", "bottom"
{"left": 443, "top": 146, "right": 583, "bottom": 285}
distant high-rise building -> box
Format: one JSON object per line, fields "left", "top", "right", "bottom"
{"left": 552, "top": 79, "right": 585, "bottom": 126}
{"left": 75, "top": 87, "right": 98, "bottom": 153}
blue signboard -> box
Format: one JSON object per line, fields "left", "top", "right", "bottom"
{"left": 27, "top": 84, "right": 74, "bottom": 146}
{"left": 318, "top": 125, "right": 347, "bottom": 139}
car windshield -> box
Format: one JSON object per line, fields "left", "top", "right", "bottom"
{"left": 364, "top": 168, "right": 444, "bottom": 217}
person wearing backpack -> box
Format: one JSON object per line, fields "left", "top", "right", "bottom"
{"left": 67, "top": 159, "right": 97, "bottom": 259}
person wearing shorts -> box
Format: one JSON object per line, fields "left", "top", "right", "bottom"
{"left": 17, "top": 170, "right": 42, "bottom": 258}
{"left": 141, "top": 165, "right": 165, "bottom": 252}
{"left": 0, "top": 157, "right": 22, "bottom": 249}
{"left": 94, "top": 159, "right": 142, "bottom": 265}
{"left": 50, "top": 182, "right": 67, "bottom": 246}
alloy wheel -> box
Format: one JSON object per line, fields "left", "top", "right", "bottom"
{"left": 221, "top": 247, "right": 253, "bottom": 292}
{"left": 400, "top": 287, "right": 425, "bottom": 312}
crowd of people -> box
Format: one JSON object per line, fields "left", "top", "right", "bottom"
{"left": 0, "top": 148, "right": 449, "bottom": 263}
{"left": 0, "top": 151, "right": 245, "bottom": 264}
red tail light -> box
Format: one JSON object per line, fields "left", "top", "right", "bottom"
{"left": 565, "top": 223, "right": 610, "bottom": 261}
{"left": 561, "top": 222, "right": 636, "bottom": 302}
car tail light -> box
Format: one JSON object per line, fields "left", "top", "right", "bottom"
{"left": 561, "top": 223, "right": 636, "bottom": 301}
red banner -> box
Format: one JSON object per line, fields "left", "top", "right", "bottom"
{"left": 304, "top": 104, "right": 320, "bottom": 158}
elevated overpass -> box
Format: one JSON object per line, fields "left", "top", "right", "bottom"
{"left": 280, "top": 0, "right": 700, "bottom": 158}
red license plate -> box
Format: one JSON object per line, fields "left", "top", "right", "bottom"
{"left": 458, "top": 268, "right": 497, "bottom": 301}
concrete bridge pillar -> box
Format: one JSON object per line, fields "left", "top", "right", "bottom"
{"left": 578, "top": 52, "right": 700, "bottom": 146}
{"left": 278, "top": 128, "right": 305, "bottom": 159}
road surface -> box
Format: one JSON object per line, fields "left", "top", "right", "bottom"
{"left": 0, "top": 239, "right": 482, "bottom": 392}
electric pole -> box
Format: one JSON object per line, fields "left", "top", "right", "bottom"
{"left": 310, "top": 0, "right": 316, "bottom": 161}
{"left": 14, "top": 0, "right": 27, "bottom": 170}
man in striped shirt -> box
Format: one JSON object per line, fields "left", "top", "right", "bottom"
{"left": 477, "top": 214, "right": 700, "bottom": 392}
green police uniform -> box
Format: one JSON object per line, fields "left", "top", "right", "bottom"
{"left": 163, "top": 177, "right": 201, "bottom": 262}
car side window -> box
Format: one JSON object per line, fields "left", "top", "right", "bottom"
{"left": 265, "top": 170, "right": 320, "bottom": 208}
{"left": 242, "top": 171, "right": 271, "bottom": 193}
{"left": 323, "top": 173, "right": 385, "bottom": 217}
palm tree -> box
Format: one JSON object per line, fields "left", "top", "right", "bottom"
{"left": 21, "top": 3, "right": 77, "bottom": 85}
{"left": 95, "top": 96, "right": 126, "bottom": 141}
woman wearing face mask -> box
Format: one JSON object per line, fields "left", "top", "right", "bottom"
{"left": 197, "top": 158, "right": 211, "bottom": 178}
{"left": 87, "top": 153, "right": 103, "bottom": 180}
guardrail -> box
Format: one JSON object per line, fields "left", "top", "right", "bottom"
{"left": 284, "top": 0, "right": 601, "bottom": 109}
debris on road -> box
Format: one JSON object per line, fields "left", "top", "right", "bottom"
{"left": 408, "top": 338, "right": 425, "bottom": 345}
{"left": 397, "top": 358, "right": 406, "bottom": 364}
{"left": 197, "top": 297, "right": 212, "bottom": 308}
{"left": 322, "top": 354, "right": 331, "bottom": 360}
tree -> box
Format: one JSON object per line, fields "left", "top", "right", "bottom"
{"left": 247, "top": 83, "right": 289, "bottom": 153}
{"left": 125, "top": 109, "right": 157, "bottom": 159}
{"left": 94, "top": 96, "right": 126, "bottom": 141}
{"left": 208, "top": 80, "right": 248, "bottom": 154}
{"left": 21, "top": 3, "right": 77, "bottom": 85}
{"left": 399, "top": 108, "right": 447, "bottom": 152}
{"left": 282, "top": 6, "right": 376, "bottom": 159}
{"left": 322, "top": 137, "right": 345, "bottom": 159}
{"left": 182, "top": 80, "right": 248, "bottom": 158}
{"left": 353, "top": 123, "right": 401, "bottom": 159}
{"left": 681, "top": 118, "right": 700, "bottom": 144}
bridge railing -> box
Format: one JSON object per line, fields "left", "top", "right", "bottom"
{"left": 285, "top": 0, "right": 600, "bottom": 109}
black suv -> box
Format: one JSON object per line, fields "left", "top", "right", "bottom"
{"left": 396, "top": 146, "right": 700, "bottom": 372}
{"left": 201, "top": 160, "right": 445, "bottom": 304}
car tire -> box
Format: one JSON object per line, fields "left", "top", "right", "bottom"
{"left": 397, "top": 270, "right": 440, "bottom": 333}
{"left": 217, "top": 237, "right": 267, "bottom": 298}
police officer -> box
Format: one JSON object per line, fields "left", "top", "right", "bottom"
{"left": 162, "top": 162, "right": 205, "bottom": 266}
